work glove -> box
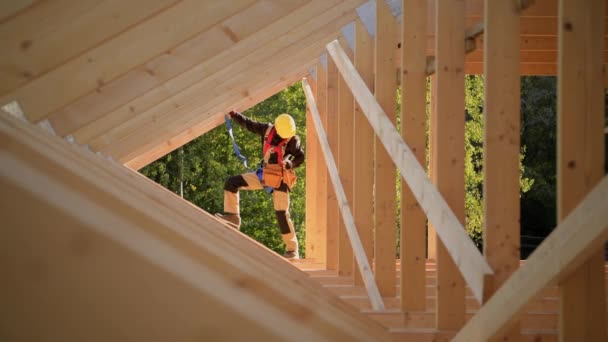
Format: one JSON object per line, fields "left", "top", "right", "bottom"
{"left": 228, "top": 110, "right": 239, "bottom": 118}
{"left": 283, "top": 160, "right": 293, "bottom": 170}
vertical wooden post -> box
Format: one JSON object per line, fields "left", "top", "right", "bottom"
{"left": 316, "top": 61, "right": 329, "bottom": 267}
{"left": 326, "top": 54, "right": 340, "bottom": 271}
{"left": 483, "top": 0, "right": 521, "bottom": 339}
{"left": 400, "top": 0, "right": 427, "bottom": 311}
{"left": 353, "top": 18, "right": 375, "bottom": 286}
{"left": 338, "top": 38, "right": 354, "bottom": 276}
{"left": 305, "top": 68, "right": 320, "bottom": 261}
{"left": 374, "top": 0, "right": 398, "bottom": 297}
{"left": 434, "top": 0, "right": 466, "bottom": 330}
{"left": 558, "top": 0, "right": 607, "bottom": 341}
{"left": 427, "top": 75, "right": 437, "bottom": 261}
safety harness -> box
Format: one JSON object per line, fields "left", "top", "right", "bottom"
{"left": 225, "top": 115, "right": 290, "bottom": 193}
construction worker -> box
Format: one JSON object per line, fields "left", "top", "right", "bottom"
{"left": 216, "top": 110, "right": 304, "bottom": 259}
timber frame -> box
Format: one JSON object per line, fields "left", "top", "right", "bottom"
{"left": 2, "top": 0, "right": 607, "bottom": 340}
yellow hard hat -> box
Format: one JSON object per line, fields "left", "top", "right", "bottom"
{"left": 274, "top": 113, "right": 296, "bottom": 138}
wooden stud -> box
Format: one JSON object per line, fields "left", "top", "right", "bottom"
{"left": 306, "top": 67, "right": 320, "bottom": 262}
{"left": 557, "top": 0, "right": 607, "bottom": 341}
{"left": 326, "top": 39, "right": 492, "bottom": 305}
{"left": 434, "top": 0, "right": 466, "bottom": 329}
{"left": 326, "top": 46, "right": 340, "bottom": 272}
{"left": 315, "top": 62, "right": 329, "bottom": 266}
{"left": 374, "top": 0, "right": 398, "bottom": 298}
{"left": 337, "top": 38, "right": 355, "bottom": 277}
{"left": 427, "top": 75, "right": 437, "bottom": 261}
{"left": 1, "top": 0, "right": 258, "bottom": 122}
{"left": 303, "top": 78, "right": 385, "bottom": 311}
{"left": 454, "top": 176, "right": 608, "bottom": 342}
{"left": 400, "top": 0, "right": 428, "bottom": 312}
{"left": 352, "top": 18, "right": 374, "bottom": 287}
{"left": 482, "top": 0, "right": 522, "bottom": 340}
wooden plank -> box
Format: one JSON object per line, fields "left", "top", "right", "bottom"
{"left": 303, "top": 77, "right": 384, "bottom": 311}
{"left": 427, "top": 75, "right": 437, "bottom": 261}
{"left": 434, "top": 0, "right": 467, "bottom": 330}
{"left": 1, "top": 0, "right": 257, "bottom": 123}
{"left": 0, "top": 0, "right": 35, "bottom": 24}
{"left": 400, "top": 0, "right": 428, "bottom": 312}
{"left": 326, "top": 38, "right": 492, "bottom": 304}
{"left": 305, "top": 67, "right": 320, "bottom": 262}
{"left": 123, "top": 66, "right": 311, "bottom": 170}
{"left": 337, "top": 38, "right": 355, "bottom": 277}
{"left": 374, "top": 0, "right": 398, "bottom": 298}
{"left": 48, "top": 0, "right": 311, "bottom": 137}
{"left": 0, "top": 0, "right": 180, "bottom": 97}
{"left": 326, "top": 47, "right": 340, "bottom": 272}
{"left": 453, "top": 176, "right": 608, "bottom": 341}
{"left": 315, "top": 62, "right": 329, "bottom": 267}
{"left": 65, "top": 0, "right": 362, "bottom": 145}
{"left": 352, "top": 18, "right": 374, "bottom": 286}
{"left": 557, "top": 0, "right": 607, "bottom": 341}
{"left": 482, "top": 0, "right": 521, "bottom": 340}
{"left": 0, "top": 113, "right": 393, "bottom": 341}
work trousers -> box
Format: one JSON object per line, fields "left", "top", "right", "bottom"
{"left": 224, "top": 172, "right": 298, "bottom": 253}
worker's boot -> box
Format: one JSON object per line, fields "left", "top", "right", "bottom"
{"left": 282, "top": 250, "right": 299, "bottom": 260}
{"left": 214, "top": 213, "right": 241, "bottom": 230}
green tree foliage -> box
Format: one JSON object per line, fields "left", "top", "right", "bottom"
{"left": 141, "top": 82, "right": 308, "bottom": 256}
{"left": 520, "top": 76, "right": 558, "bottom": 238}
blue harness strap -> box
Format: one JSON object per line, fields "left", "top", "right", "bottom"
{"left": 225, "top": 115, "right": 250, "bottom": 170}
{"left": 225, "top": 115, "right": 273, "bottom": 194}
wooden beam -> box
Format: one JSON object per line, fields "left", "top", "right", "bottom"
{"left": 0, "top": 0, "right": 179, "bottom": 97}
{"left": 434, "top": 0, "right": 467, "bottom": 330}
{"left": 305, "top": 66, "right": 320, "bottom": 262}
{"left": 427, "top": 75, "right": 437, "bottom": 261}
{"left": 123, "top": 66, "right": 311, "bottom": 170}
{"left": 0, "top": 112, "right": 393, "bottom": 341}
{"left": 0, "top": 0, "right": 35, "bottom": 24}
{"left": 337, "top": 38, "right": 354, "bottom": 277}
{"left": 64, "top": 0, "right": 363, "bottom": 146}
{"left": 315, "top": 61, "right": 329, "bottom": 267}
{"left": 400, "top": 0, "right": 427, "bottom": 312}
{"left": 2, "top": 0, "right": 258, "bottom": 123}
{"left": 303, "top": 77, "right": 384, "bottom": 311}
{"left": 482, "top": 0, "right": 521, "bottom": 340}
{"left": 557, "top": 0, "right": 607, "bottom": 340}
{"left": 352, "top": 18, "right": 374, "bottom": 287}
{"left": 47, "top": 0, "right": 313, "bottom": 137}
{"left": 453, "top": 176, "right": 608, "bottom": 342}
{"left": 326, "top": 40, "right": 492, "bottom": 303}
{"left": 326, "top": 45, "right": 340, "bottom": 272}
{"left": 374, "top": 0, "right": 398, "bottom": 298}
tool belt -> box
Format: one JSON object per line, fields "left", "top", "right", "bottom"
{"left": 262, "top": 164, "right": 297, "bottom": 190}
